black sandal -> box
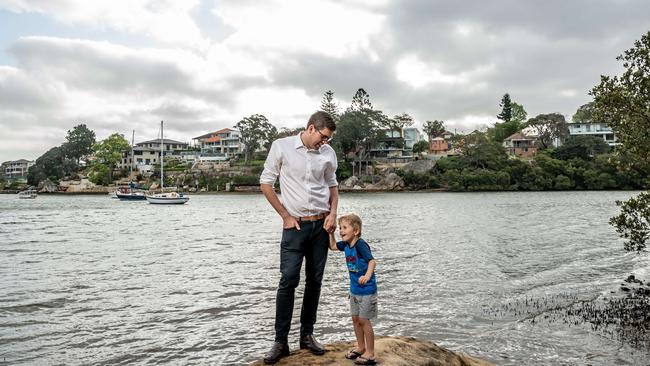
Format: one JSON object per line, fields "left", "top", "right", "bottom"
{"left": 354, "top": 356, "right": 377, "bottom": 365}
{"left": 345, "top": 349, "right": 363, "bottom": 359}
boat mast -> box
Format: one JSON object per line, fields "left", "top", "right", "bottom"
{"left": 160, "top": 121, "right": 164, "bottom": 189}
{"left": 131, "top": 130, "right": 135, "bottom": 178}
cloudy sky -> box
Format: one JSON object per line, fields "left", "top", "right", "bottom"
{"left": 1, "top": 0, "right": 649, "bottom": 162}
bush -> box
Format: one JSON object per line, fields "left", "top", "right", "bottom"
{"left": 553, "top": 175, "right": 573, "bottom": 190}
{"left": 87, "top": 164, "right": 110, "bottom": 185}
{"left": 610, "top": 192, "right": 650, "bottom": 252}
{"left": 396, "top": 169, "right": 439, "bottom": 189}
{"left": 231, "top": 174, "right": 260, "bottom": 186}
{"left": 336, "top": 160, "right": 353, "bottom": 181}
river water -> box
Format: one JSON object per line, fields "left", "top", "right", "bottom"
{"left": 1, "top": 191, "right": 649, "bottom": 365}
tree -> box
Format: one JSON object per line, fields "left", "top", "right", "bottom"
{"left": 511, "top": 102, "right": 528, "bottom": 125}
{"left": 347, "top": 88, "right": 373, "bottom": 112}
{"left": 91, "top": 133, "right": 130, "bottom": 183}
{"left": 27, "top": 146, "right": 77, "bottom": 186}
{"left": 423, "top": 120, "right": 445, "bottom": 139}
{"left": 489, "top": 100, "right": 526, "bottom": 143}
{"left": 235, "top": 114, "right": 277, "bottom": 165}
{"left": 497, "top": 93, "right": 513, "bottom": 122}
{"left": 526, "top": 113, "right": 569, "bottom": 149}
{"left": 591, "top": 31, "right": 650, "bottom": 252}
{"left": 63, "top": 124, "right": 96, "bottom": 165}
{"left": 572, "top": 102, "right": 595, "bottom": 123}
{"left": 412, "top": 140, "right": 429, "bottom": 154}
{"left": 320, "top": 90, "right": 340, "bottom": 122}
{"left": 276, "top": 126, "right": 305, "bottom": 139}
{"left": 334, "top": 109, "right": 386, "bottom": 156}
{"left": 553, "top": 135, "right": 610, "bottom": 160}
{"left": 610, "top": 193, "right": 650, "bottom": 252}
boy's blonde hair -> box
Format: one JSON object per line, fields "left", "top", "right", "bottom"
{"left": 338, "top": 213, "right": 363, "bottom": 237}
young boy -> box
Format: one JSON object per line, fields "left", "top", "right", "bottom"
{"left": 329, "top": 213, "right": 377, "bottom": 366}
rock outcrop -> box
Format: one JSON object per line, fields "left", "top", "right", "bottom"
{"left": 401, "top": 159, "right": 436, "bottom": 174}
{"left": 340, "top": 174, "right": 405, "bottom": 192}
{"left": 250, "top": 336, "right": 494, "bottom": 366}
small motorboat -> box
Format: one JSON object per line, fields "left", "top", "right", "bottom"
{"left": 18, "top": 189, "right": 38, "bottom": 199}
{"left": 115, "top": 183, "right": 146, "bottom": 200}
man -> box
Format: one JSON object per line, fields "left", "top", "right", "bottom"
{"left": 259, "top": 111, "right": 339, "bottom": 364}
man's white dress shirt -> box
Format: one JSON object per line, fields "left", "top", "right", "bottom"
{"left": 259, "top": 133, "right": 338, "bottom": 218}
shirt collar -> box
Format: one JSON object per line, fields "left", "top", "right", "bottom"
{"left": 293, "top": 133, "right": 305, "bottom": 150}
{"left": 294, "top": 132, "right": 322, "bottom": 153}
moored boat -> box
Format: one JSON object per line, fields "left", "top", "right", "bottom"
{"left": 115, "top": 183, "right": 146, "bottom": 200}
{"left": 17, "top": 189, "right": 37, "bottom": 199}
{"left": 145, "top": 121, "right": 189, "bottom": 205}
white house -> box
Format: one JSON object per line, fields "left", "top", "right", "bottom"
{"left": 567, "top": 122, "right": 619, "bottom": 146}
{"left": 193, "top": 128, "right": 243, "bottom": 157}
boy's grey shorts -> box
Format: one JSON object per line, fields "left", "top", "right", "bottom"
{"left": 349, "top": 293, "right": 378, "bottom": 319}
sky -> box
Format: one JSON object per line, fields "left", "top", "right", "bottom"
{"left": 1, "top": 0, "right": 649, "bottom": 162}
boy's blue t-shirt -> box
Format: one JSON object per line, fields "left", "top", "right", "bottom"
{"left": 336, "top": 238, "right": 377, "bottom": 296}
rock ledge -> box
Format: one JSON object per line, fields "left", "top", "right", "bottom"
{"left": 250, "top": 336, "right": 494, "bottom": 366}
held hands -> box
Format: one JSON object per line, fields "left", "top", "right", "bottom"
{"left": 323, "top": 213, "right": 337, "bottom": 233}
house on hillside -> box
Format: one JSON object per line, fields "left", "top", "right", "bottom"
{"left": 368, "top": 128, "right": 411, "bottom": 161}
{"left": 193, "top": 128, "right": 242, "bottom": 158}
{"left": 567, "top": 122, "right": 620, "bottom": 147}
{"left": 118, "top": 139, "right": 189, "bottom": 173}
{"left": 503, "top": 132, "right": 537, "bottom": 158}
{"left": 2, "top": 159, "right": 34, "bottom": 179}
{"left": 403, "top": 127, "right": 425, "bottom": 150}
{"left": 428, "top": 130, "right": 455, "bottom": 157}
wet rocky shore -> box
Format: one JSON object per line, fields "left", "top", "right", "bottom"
{"left": 485, "top": 274, "right": 650, "bottom": 349}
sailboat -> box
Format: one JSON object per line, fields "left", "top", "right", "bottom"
{"left": 145, "top": 121, "right": 190, "bottom": 204}
{"left": 115, "top": 130, "right": 146, "bottom": 200}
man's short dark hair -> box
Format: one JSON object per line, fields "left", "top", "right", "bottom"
{"left": 307, "top": 111, "right": 336, "bottom": 131}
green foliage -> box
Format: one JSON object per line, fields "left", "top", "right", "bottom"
{"left": 591, "top": 31, "right": 650, "bottom": 161}
{"left": 497, "top": 93, "right": 513, "bottom": 122}
{"left": 553, "top": 136, "right": 610, "bottom": 160}
{"left": 572, "top": 102, "right": 595, "bottom": 123}
{"left": 526, "top": 113, "right": 569, "bottom": 148}
{"left": 590, "top": 31, "right": 650, "bottom": 252}
{"left": 87, "top": 162, "right": 110, "bottom": 185}
{"left": 412, "top": 140, "right": 429, "bottom": 154}
{"left": 423, "top": 120, "right": 445, "bottom": 139}
{"left": 231, "top": 175, "right": 260, "bottom": 186}
{"left": 27, "top": 146, "right": 77, "bottom": 185}
{"left": 385, "top": 113, "right": 414, "bottom": 134}
{"left": 93, "top": 134, "right": 130, "bottom": 166}
{"left": 333, "top": 109, "right": 386, "bottom": 156}
{"left": 462, "top": 139, "right": 509, "bottom": 170}
{"left": 235, "top": 114, "right": 277, "bottom": 165}
{"left": 347, "top": 88, "right": 373, "bottom": 112}
{"left": 487, "top": 120, "right": 523, "bottom": 143}
{"left": 336, "top": 160, "right": 353, "bottom": 181}
{"left": 396, "top": 169, "right": 439, "bottom": 189}
{"left": 511, "top": 102, "right": 528, "bottom": 124}
{"left": 553, "top": 175, "right": 573, "bottom": 190}
{"left": 610, "top": 192, "right": 650, "bottom": 252}
{"left": 320, "top": 90, "right": 340, "bottom": 121}
{"left": 91, "top": 133, "right": 130, "bottom": 183}
{"left": 62, "top": 124, "right": 96, "bottom": 164}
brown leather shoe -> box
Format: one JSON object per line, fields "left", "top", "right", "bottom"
{"left": 299, "top": 334, "right": 325, "bottom": 355}
{"left": 263, "top": 342, "right": 289, "bottom": 364}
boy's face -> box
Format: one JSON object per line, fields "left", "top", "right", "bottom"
{"left": 338, "top": 220, "right": 359, "bottom": 242}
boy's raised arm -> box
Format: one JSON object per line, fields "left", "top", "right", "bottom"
{"left": 328, "top": 232, "right": 338, "bottom": 251}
